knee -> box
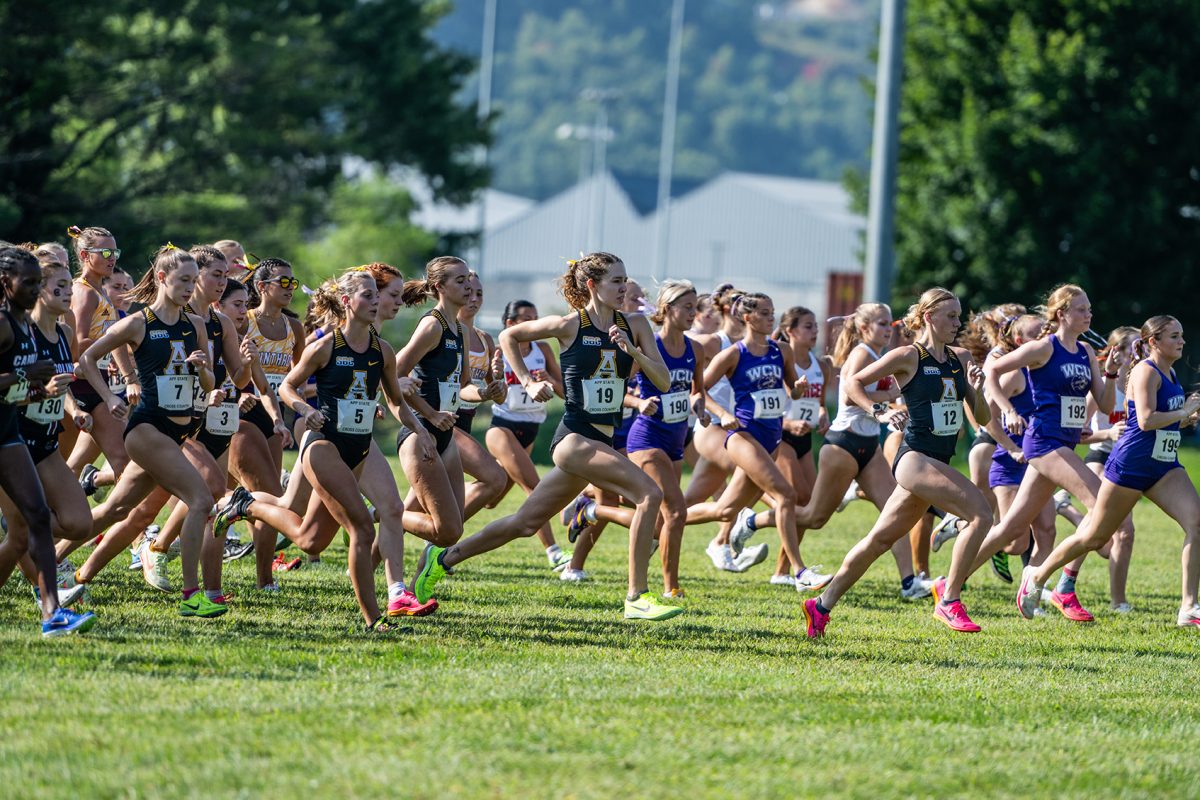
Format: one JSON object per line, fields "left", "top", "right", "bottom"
{"left": 188, "top": 489, "right": 216, "bottom": 517}
{"left": 60, "top": 510, "right": 91, "bottom": 542}
{"left": 480, "top": 461, "right": 507, "bottom": 491}
{"left": 377, "top": 496, "right": 404, "bottom": 524}
{"left": 430, "top": 522, "right": 463, "bottom": 547}
{"left": 964, "top": 496, "right": 993, "bottom": 528}
{"left": 1114, "top": 525, "right": 1135, "bottom": 548}
{"left": 637, "top": 482, "right": 664, "bottom": 511}
{"left": 775, "top": 485, "right": 797, "bottom": 508}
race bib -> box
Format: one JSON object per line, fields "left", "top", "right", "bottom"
{"left": 156, "top": 374, "right": 195, "bottom": 412}
{"left": 931, "top": 400, "right": 961, "bottom": 437}
{"left": 659, "top": 391, "right": 691, "bottom": 424}
{"left": 1153, "top": 429, "right": 1181, "bottom": 463}
{"left": 4, "top": 379, "right": 28, "bottom": 404}
{"left": 24, "top": 394, "right": 64, "bottom": 425}
{"left": 264, "top": 373, "right": 285, "bottom": 395}
{"left": 509, "top": 384, "right": 542, "bottom": 410}
{"left": 787, "top": 398, "right": 820, "bottom": 425}
{"left": 1060, "top": 396, "right": 1087, "bottom": 429}
{"left": 96, "top": 353, "right": 112, "bottom": 372}
{"left": 438, "top": 381, "right": 461, "bottom": 413}
{"left": 582, "top": 378, "right": 622, "bottom": 414}
{"left": 751, "top": 388, "right": 786, "bottom": 420}
{"left": 337, "top": 398, "right": 375, "bottom": 435}
{"left": 205, "top": 403, "right": 240, "bottom": 436}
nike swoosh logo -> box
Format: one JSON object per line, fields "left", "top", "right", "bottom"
{"left": 368, "top": 361, "right": 380, "bottom": 366}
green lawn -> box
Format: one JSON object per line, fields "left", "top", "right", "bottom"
{"left": 3, "top": 448, "right": 1200, "bottom": 798}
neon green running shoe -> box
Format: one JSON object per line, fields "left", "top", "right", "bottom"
{"left": 414, "top": 544, "right": 447, "bottom": 604}
{"left": 624, "top": 592, "right": 683, "bottom": 621}
{"left": 180, "top": 593, "right": 228, "bottom": 618}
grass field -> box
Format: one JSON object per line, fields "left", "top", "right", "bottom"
{"left": 3, "top": 447, "right": 1200, "bottom": 798}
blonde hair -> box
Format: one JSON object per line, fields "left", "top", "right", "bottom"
{"left": 832, "top": 302, "right": 890, "bottom": 367}
{"left": 308, "top": 268, "right": 378, "bottom": 326}
{"left": 1037, "top": 283, "right": 1085, "bottom": 336}
{"left": 903, "top": 287, "right": 957, "bottom": 333}
{"left": 66, "top": 225, "right": 114, "bottom": 269}
{"left": 557, "top": 252, "right": 622, "bottom": 310}
{"left": 1132, "top": 316, "right": 1179, "bottom": 365}
{"left": 650, "top": 279, "right": 697, "bottom": 325}
{"left": 128, "top": 245, "right": 197, "bottom": 305}
{"left": 401, "top": 256, "right": 466, "bottom": 307}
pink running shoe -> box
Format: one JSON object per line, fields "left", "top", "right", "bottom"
{"left": 1048, "top": 590, "right": 1094, "bottom": 622}
{"left": 802, "top": 597, "right": 829, "bottom": 639}
{"left": 933, "top": 599, "right": 981, "bottom": 632}
{"left": 387, "top": 590, "right": 438, "bottom": 617}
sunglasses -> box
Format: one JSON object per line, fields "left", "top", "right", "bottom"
{"left": 267, "top": 276, "right": 299, "bottom": 290}
{"left": 83, "top": 247, "right": 121, "bottom": 260}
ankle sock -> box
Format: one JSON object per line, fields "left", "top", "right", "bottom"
{"left": 1056, "top": 567, "right": 1078, "bottom": 594}
{"left": 901, "top": 574, "right": 915, "bottom": 590}
{"left": 388, "top": 581, "right": 407, "bottom": 601}
{"left": 583, "top": 501, "right": 598, "bottom": 524}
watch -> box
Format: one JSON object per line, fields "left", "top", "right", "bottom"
{"left": 871, "top": 402, "right": 889, "bottom": 416}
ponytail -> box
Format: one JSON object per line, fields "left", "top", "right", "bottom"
{"left": 401, "top": 256, "right": 467, "bottom": 307}
{"left": 128, "top": 245, "right": 197, "bottom": 306}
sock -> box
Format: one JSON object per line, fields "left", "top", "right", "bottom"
{"left": 796, "top": 566, "right": 808, "bottom": 579}
{"left": 931, "top": 507, "right": 946, "bottom": 520}
{"left": 746, "top": 514, "right": 758, "bottom": 531}
{"left": 388, "top": 581, "right": 406, "bottom": 601}
{"left": 1056, "top": 567, "right": 1078, "bottom": 594}
{"left": 1021, "top": 532, "right": 1035, "bottom": 567}
{"left": 546, "top": 544, "right": 562, "bottom": 559}
{"left": 181, "top": 587, "right": 199, "bottom": 600}
{"left": 74, "top": 570, "right": 86, "bottom": 585}
{"left": 205, "top": 589, "right": 222, "bottom": 601}
{"left": 583, "top": 501, "right": 598, "bottom": 524}
{"left": 940, "top": 597, "right": 957, "bottom": 606}
{"left": 815, "top": 600, "right": 830, "bottom": 615}
{"left": 901, "top": 574, "right": 914, "bottom": 590}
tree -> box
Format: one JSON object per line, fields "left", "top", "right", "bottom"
{"left": 0, "top": 0, "right": 488, "bottom": 270}
{"left": 885, "top": 0, "right": 1200, "bottom": 333}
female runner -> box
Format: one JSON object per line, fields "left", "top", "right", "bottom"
{"left": 484, "top": 300, "right": 574, "bottom": 571}
{"left": 0, "top": 245, "right": 95, "bottom": 635}
{"left": 1016, "top": 316, "right": 1200, "bottom": 626}
{"left": 75, "top": 245, "right": 223, "bottom": 618}
{"left": 802, "top": 288, "right": 992, "bottom": 636}
{"left": 412, "top": 252, "right": 680, "bottom": 620}
{"left": 730, "top": 303, "right": 925, "bottom": 598}
{"left": 965, "top": 285, "right": 1121, "bottom": 622}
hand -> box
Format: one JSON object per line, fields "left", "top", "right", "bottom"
{"left": 415, "top": 428, "right": 438, "bottom": 462}
{"left": 1108, "top": 421, "right": 1126, "bottom": 441}
{"left": 206, "top": 389, "right": 226, "bottom": 407}
{"left": 793, "top": 419, "right": 813, "bottom": 436}
{"left": 881, "top": 408, "right": 908, "bottom": 429}
{"left": 44, "top": 373, "right": 74, "bottom": 397}
{"left": 1103, "top": 346, "right": 1122, "bottom": 375}
{"left": 1079, "top": 425, "right": 1093, "bottom": 440}
{"left": 1007, "top": 448, "right": 1026, "bottom": 464}
{"left": 124, "top": 381, "right": 141, "bottom": 407}
{"left": 277, "top": 421, "right": 294, "bottom": 448}
{"left": 790, "top": 375, "right": 808, "bottom": 400}
{"left": 719, "top": 413, "right": 740, "bottom": 432}
{"left": 73, "top": 411, "right": 93, "bottom": 433}
{"left": 428, "top": 410, "right": 456, "bottom": 431}
{"left": 490, "top": 348, "right": 505, "bottom": 379}
{"left": 107, "top": 395, "right": 129, "bottom": 421}
{"left": 1182, "top": 393, "right": 1200, "bottom": 419}
{"left": 524, "top": 380, "right": 554, "bottom": 403}
{"left": 27, "top": 359, "right": 55, "bottom": 384}
{"left": 301, "top": 409, "right": 325, "bottom": 432}
{"left": 691, "top": 394, "right": 707, "bottom": 422}
{"left": 968, "top": 363, "right": 985, "bottom": 393}
{"left": 1002, "top": 408, "right": 1027, "bottom": 435}
{"left": 186, "top": 349, "right": 210, "bottom": 371}
{"left": 608, "top": 324, "right": 633, "bottom": 355}
{"left": 238, "top": 393, "right": 259, "bottom": 413}
{"left": 396, "top": 377, "right": 420, "bottom": 398}
{"left": 239, "top": 338, "right": 259, "bottom": 368}
{"left": 816, "top": 413, "right": 831, "bottom": 436}
{"left": 637, "top": 396, "right": 660, "bottom": 416}
{"left": 484, "top": 378, "right": 507, "bottom": 403}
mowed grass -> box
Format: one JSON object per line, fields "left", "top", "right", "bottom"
{"left": 3, "top": 447, "right": 1200, "bottom": 799}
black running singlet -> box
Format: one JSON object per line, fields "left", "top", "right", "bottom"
{"left": 20, "top": 321, "right": 74, "bottom": 450}
{"left": 560, "top": 308, "right": 634, "bottom": 428}
{"left": 317, "top": 327, "right": 383, "bottom": 439}
{"left": 0, "top": 309, "right": 41, "bottom": 440}
{"left": 900, "top": 342, "right": 969, "bottom": 462}
{"left": 413, "top": 309, "right": 464, "bottom": 414}
{"left": 134, "top": 307, "right": 198, "bottom": 416}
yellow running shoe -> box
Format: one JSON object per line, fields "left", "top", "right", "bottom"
{"left": 624, "top": 592, "right": 683, "bottom": 621}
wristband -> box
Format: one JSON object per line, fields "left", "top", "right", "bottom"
{"left": 1104, "top": 371, "right": 1118, "bottom": 379}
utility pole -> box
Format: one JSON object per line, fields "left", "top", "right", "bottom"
{"left": 863, "top": 0, "right": 906, "bottom": 305}
{"left": 474, "top": 0, "right": 498, "bottom": 273}
{"left": 652, "top": 0, "right": 685, "bottom": 283}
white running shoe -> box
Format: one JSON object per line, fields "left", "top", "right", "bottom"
{"left": 1053, "top": 489, "right": 1073, "bottom": 513}
{"left": 1112, "top": 602, "right": 1133, "bottom": 614}
{"left": 930, "top": 514, "right": 964, "bottom": 552}
{"left": 734, "top": 543, "right": 768, "bottom": 571}
{"left": 769, "top": 574, "right": 796, "bottom": 586}
{"left": 31, "top": 583, "right": 87, "bottom": 608}
{"left": 836, "top": 481, "right": 860, "bottom": 513}
{"left": 729, "top": 507, "right": 757, "bottom": 554}
{"left": 139, "top": 539, "right": 171, "bottom": 593}
{"left": 560, "top": 568, "right": 590, "bottom": 583}
{"left": 706, "top": 537, "right": 740, "bottom": 572}
{"left": 1176, "top": 605, "right": 1200, "bottom": 627}
{"left": 900, "top": 573, "right": 933, "bottom": 601}
{"left": 1016, "top": 566, "right": 1044, "bottom": 620}
{"left": 794, "top": 565, "right": 832, "bottom": 593}
{"left": 547, "top": 549, "right": 572, "bottom": 572}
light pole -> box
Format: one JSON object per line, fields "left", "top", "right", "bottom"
{"left": 579, "top": 88, "right": 620, "bottom": 251}
{"left": 863, "top": 0, "right": 906, "bottom": 305}
{"left": 474, "top": 0, "right": 498, "bottom": 273}
{"left": 652, "top": 0, "right": 686, "bottom": 283}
